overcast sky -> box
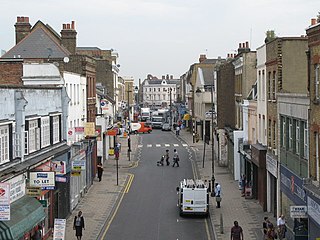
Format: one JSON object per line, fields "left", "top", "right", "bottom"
{"left": 0, "top": 0, "right": 318, "bottom": 84}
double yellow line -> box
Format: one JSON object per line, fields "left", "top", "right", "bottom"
{"left": 100, "top": 173, "right": 134, "bottom": 239}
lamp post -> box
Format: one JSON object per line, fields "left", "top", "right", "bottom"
{"left": 127, "top": 88, "right": 132, "bottom": 160}
{"left": 169, "top": 87, "right": 172, "bottom": 129}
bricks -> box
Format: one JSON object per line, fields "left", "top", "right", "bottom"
{"left": 0, "top": 61, "right": 23, "bottom": 86}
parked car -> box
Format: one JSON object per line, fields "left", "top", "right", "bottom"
{"left": 162, "top": 123, "right": 171, "bottom": 131}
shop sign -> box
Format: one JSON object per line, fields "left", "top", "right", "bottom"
{"left": 0, "top": 183, "right": 10, "bottom": 205}
{"left": 72, "top": 161, "right": 86, "bottom": 171}
{"left": 26, "top": 187, "right": 42, "bottom": 197}
{"left": 8, "top": 175, "right": 25, "bottom": 203}
{"left": 53, "top": 218, "right": 66, "bottom": 240}
{"left": 55, "top": 176, "right": 67, "bottom": 183}
{"left": 39, "top": 199, "right": 48, "bottom": 208}
{"left": 266, "top": 154, "right": 278, "bottom": 178}
{"left": 290, "top": 205, "right": 307, "bottom": 218}
{"left": 75, "top": 126, "right": 84, "bottom": 134}
{"left": 29, "top": 172, "right": 55, "bottom": 190}
{"left": 52, "top": 160, "right": 66, "bottom": 175}
{"left": 0, "top": 205, "right": 10, "bottom": 221}
{"left": 107, "top": 129, "right": 117, "bottom": 136}
{"left": 84, "top": 122, "right": 96, "bottom": 136}
{"left": 308, "top": 196, "right": 320, "bottom": 225}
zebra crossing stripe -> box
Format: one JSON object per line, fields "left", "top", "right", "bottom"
{"left": 156, "top": 144, "right": 161, "bottom": 147}
{"left": 173, "top": 144, "right": 179, "bottom": 147}
{"left": 147, "top": 144, "right": 152, "bottom": 147}
{"left": 138, "top": 145, "right": 143, "bottom": 148}
{"left": 165, "top": 144, "right": 170, "bottom": 147}
{"left": 182, "top": 144, "right": 188, "bottom": 147}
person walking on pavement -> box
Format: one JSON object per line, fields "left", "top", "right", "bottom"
{"left": 176, "top": 125, "right": 180, "bottom": 136}
{"left": 263, "top": 216, "right": 269, "bottom": 239}
{"left": 73, "top": 211, "right": 85, "bottom": 240}
{"left": 231, "top": 221, "right": 243, "bottom": 240}
{"left": 172, "top": 149, "right": 179, "bottom": 167}
{"left": 266, "top": 222, "right": 277, "bottom": 240}
{"left": 277, "top": 214, "right": 286, "bottom": 239}
{"left": 97, "top": 162, "right": 103, "bottom": 182}
{"left": 165, "top": 149, "right": 170, "bottom": 166}
{"left": 214, "top": 182, "right": 222, "bottom": 208}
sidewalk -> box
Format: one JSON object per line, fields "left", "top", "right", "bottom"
{"left": 64, "top": 134, "right": 140, "bottom": 240}
{"left": 177, "top": 128, "right": 276, "bottom": 240}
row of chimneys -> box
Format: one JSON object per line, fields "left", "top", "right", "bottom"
{"left": 162, "top": 74, "right": 174, "bottom": 80}
{"left": 239, "top": 41, "right": 249, "bottom": 49}
{"left": 14, "top": 16, "right": 77, "bottom": 54}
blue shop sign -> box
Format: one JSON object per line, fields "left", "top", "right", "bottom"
{"left": 280, "top": 165, "right": 306, "bottom": 205}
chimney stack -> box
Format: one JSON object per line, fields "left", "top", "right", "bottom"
{"left": 199, "top": 54, "right": 207, "bottom": 63}
{"left": 311, "top": 18, "right": 317, "bottom": 26}
{"left": 61, "top": 21, "right": 77, "bottom": 54}
{"left": 245, "top": 41, "right": 249, "bottom": 49}
{"left": 15, "top": 16, "right": 31, "bottom": 44}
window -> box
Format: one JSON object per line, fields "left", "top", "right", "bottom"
{"left": 272, "top": 71, "right": 276, "bottom": 100}
{"left": 70, "top": 84, "right": 73, "bottom": 105}
{"left": 288, "top": 118, "right": 293, "bottom": 150}
{"left": 163, "top": 94, "right": 166, "bottom": 100}
{"left": 303, "top": 122, "right": 309, "bottom": 159}
{"left": 158, "top": 88, "right": 160, "bottom": 92}
{"left": 268, "top": 119, "right": 271, "bottom": 146}
{"left": 273, "top": 121, "right": 276, "bottom": 148}
{"left": 315, "top": 64, "right": 319, "bottom": 100}
{"left": 41, "top": 117, "right": 50, "bottom": 148}
{"left": 0, "top": 125, "right": 10, "bottom": 164}
{"left": 28, "top": 120, "right": 40, "bottom": 153}
{"left": 295, "top": 120, "right": 300, "bottom": 155}
{"left": 262, "top": 70, "right": 265, "bottom": 101}
{"left": 280, "top": 116, "right": 285, "bottom": 147}
{"left": 52, "top": 116, "right": 60, "bottom": 144}
{"left": 268, "top": 72, "right": 271, "bottom": 100}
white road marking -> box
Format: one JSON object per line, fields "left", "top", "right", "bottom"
{"left": 138, "top": 145, "right": 143, "bottom": 148}
{"left": 182, "top": 144, "right": 188, "bottom": 147}
{"left": 165, "top": 144, "right": 170, "bottom": 147}
{"left": 173, "top": 144, "right": 179, "bottom": 147}
{"left": 147, "top": 144, "right": 152, "bottom": 147}
{"left": 156, "top": 144, "right": 161, "bottom": 147}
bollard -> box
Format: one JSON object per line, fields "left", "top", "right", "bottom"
{"left": 220, "top": 213, "right": 224, "bottom": 234}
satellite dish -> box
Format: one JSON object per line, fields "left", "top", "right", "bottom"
{"left": 63, "top": 57, "right": 69, "bottom": 63}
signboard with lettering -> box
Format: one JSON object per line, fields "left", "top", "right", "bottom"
{"left": 53, "top": 218, "right": 66, "bottom": 240}
{"left": 52, "top": 160, "right": 66, "bottom": 175}
{"left": 72, "top": 161, "right": 86, "bottom": 171}
{"left": 0, "top": 205, "right": 10, "bottom": 221}
{"left": 0, "top": 183, "right": 10, "bottom": 205}
{"left": 26, "top": 187, "right": 42, "bottom": 197}
{"left": 266, "top": 154, "right": 278, "bottom": 178}
{"left": 74, "top": 127, "right": 84, "bottom": 135}
{"left": 29, "top": 172, "right": 55, "bottom": 190}
{"left": 290, "top": 205, "right": 307, "bottom": 218}
{"left": 8, "top": 175, "right": 25, "bottom": 203}
{"left": 84, "top": 122, "right": 96, "bottom": 136}
{"left": 308, "top": 196, "right": 320, "bottom": 226}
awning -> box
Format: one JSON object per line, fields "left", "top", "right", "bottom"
{"left": 0, "top": 195, "right": 46, "bottom": 240}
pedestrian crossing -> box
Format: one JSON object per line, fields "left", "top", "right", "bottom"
{"left": 138, "top": 143, "right": 188, "bottom": 148}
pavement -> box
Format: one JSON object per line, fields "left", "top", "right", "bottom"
{"left": 62, "top": 128, "right": 276, "bottom": 240}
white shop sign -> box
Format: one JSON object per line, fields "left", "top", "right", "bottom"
{"left": 290, "top": 205, "right": 308, "bottom": 218}
{"left": 0, "top": 183, "right": 10, "bottom": 205}
{"left": 53, "top": 218, "right": 66, "bottom": 240}
{"left": 308, "top": 196, "right": 320, "bottom": 223}
{"left": 0, "top": 205, "right": 10, "bottom": 221}
{"left": 266, "top": 154, "right": 278, "bottom": 178}
{"left": 29, "top": 172, "right": 55, "bottom": 190}
{"left": 8, "top": 174, "right": 26, "bottom": 203}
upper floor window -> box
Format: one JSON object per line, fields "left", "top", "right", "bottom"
{"left": 52, "top": 116, "right": 60, "bottom": 144}
{"left": 315, "top": 64, "right": 319, "bottom": 100}
{"left": 295, "top": 120, "right": 300, "bottom": 155}
{"left": 268, "top": 72, "right": 271, "bottom": 100}
{"left": 158, "top": 88, "right": 160, "bottom": 92}
{"left": 41, "top": 117, "right": 50, "bottom": 148}
{"left": 288, "top": 118, "right": 293, "bottom": 150}
{"left": 303, "top": 122, "right": 309, "bottom": 159}
{"left": 0, "top": 125, "right": 10, "bottom": 164}
{"left": 28, "top": 119, "right": 40, "bottom": 154}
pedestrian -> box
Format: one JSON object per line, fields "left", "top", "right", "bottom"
{"left": 114, "top": 144, "right": 120, "bottom": 160}
{"left": 97, "top": 162, "right": 103, "bottom": 182}
{"left": 277, "top": 214, "right": 286, "bottom": 239}
{"left": 263, "top": 217, "right": 269, "bottom": 239}
{"left": 231, "top": 221, "right": 244, "bottom": 240}
{"left": 73, "top": 211, "right": 85, "bottom": 240}
{"left": 266, "top": 222, "right": 277, "bottom": 240}
{"left": 214, "top": 182, "right": 222, "bottom": 208}
{"left": 172, "top": 149, "right": 180, "bottom": 167}
{"left": 165, "top": 149, "right": 170, "bottom": 166}
{"left": 176, "top": 125, "right": 180, "bottom": 136}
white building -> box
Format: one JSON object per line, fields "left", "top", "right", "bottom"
{"left": 142, "top": 74, "right": 179, "bottom": 109}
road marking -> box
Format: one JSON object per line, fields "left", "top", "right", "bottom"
{"left": 138, "top": 144, "right": 143, "bottom": 148}
{"left": 124, "top": 174, "right": 134, "bottom": 193}
{"left": 147, "top": 144, "right": 152, "bottom": 147}
{"left": 173, "top": 144, "right": 179, "bottom": 147}
{"left": 101, "top": 173, "right": 134, "bottom": 238}
{"left": 156, "top": 144, "right": 161, "bottom": 147}
{"left": 165, "top": 144, "right": 170, "bottom": 147}
{"left": 182, "top": 144, "right": 188, "bottom": 147}
{"left": 205, "top": 218, "right": 211, "bottom": 240}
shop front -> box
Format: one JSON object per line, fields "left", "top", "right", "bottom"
{"left": 280, "top": 165, "right": 308, "bottom": 240}
{"left": 0, "top": 195, "right": 45, "bottom": 240}
{"left": 266, "top": 153, "right": 278, "bottom": 216}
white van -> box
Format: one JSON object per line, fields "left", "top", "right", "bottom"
{"left": 176, "top": 179, "right": 209, "bottom": 217}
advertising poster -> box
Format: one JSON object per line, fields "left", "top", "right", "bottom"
{"left": 52, "top": 161, "right": 66, "bottom": 175}
{"left": 53, "top": 218, "right": 66, "bottom": 240}
{"left": 0, "top": 183, "right": 10, "bottom": 205}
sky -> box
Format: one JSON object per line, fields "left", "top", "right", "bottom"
{"left": 0, "top": 0, "right": 319, "bottom": 85}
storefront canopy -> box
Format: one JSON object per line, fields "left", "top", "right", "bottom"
{"left": 0, "top": 195, "right": 45, "bottom": 240}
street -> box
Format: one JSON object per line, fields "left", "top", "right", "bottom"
{"left": 103, "top": 130, "right": 212, "bottom": 240}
